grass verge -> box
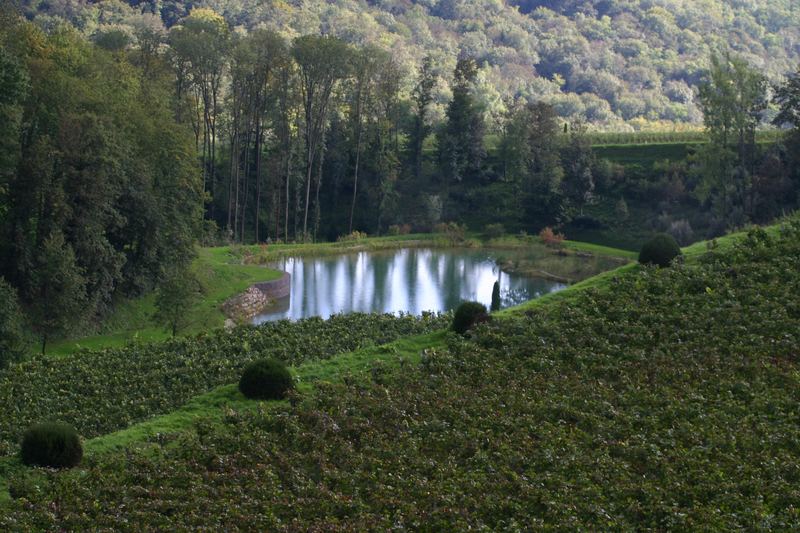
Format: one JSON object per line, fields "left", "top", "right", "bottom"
{"left": 47, "top": 248, "right": 282, "bottom": 357}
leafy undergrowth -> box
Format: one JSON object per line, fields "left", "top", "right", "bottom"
{"left": 3, "top": 219, "right": 799, "bottom": 529}
{"left": 0, "top": 313, "right": 448, "bottom": 457}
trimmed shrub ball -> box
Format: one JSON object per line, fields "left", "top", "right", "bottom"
{"left": 239, "top": 358, "right": 294, "bottom": 400}
{"left": 21, "top": 422, "right": 83, "bottom": 468}
{"left": 639, "top": 233, "right": 682, "bottom": 267}
{"left": 452, "top": 301, "right": 490, "bottom": 335}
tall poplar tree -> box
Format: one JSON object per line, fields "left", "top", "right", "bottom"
{"left": 438, "top": 57, "right": 486, "bottom": 186}
{"left": 695, "top": 53, "right": 767, "bottom": 223}
{"left": 292, "top": 35, "right": 351, "bottom": 241}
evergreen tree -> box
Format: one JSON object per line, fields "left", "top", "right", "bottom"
{"left": 491, "top": 280, "right": 501, "bottom": 312}
{"left": 560, "top": 121, "right": 595, "bottom": 216}
{"left": 28, "top": 232, "right": 87, "bottom": 355}
{"left": 438, "top": 57, "right": 486, "bottom": 185}
{"left": 499, "top": 101, "right": 565, "bottom": 228}
{"left": 0, "top": 277, "right": 25, "bottom": 367}
{"left": 408, "top": 56, "right": 437, "bottom": 182}
{"left": 0, "top": 45, "right": 26, "bottom": 216}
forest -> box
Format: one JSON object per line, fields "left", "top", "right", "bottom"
{"left": 2, "top": 2, "right": 800, "bottom": 359}
{"left": 16, "top": 0, "right": 800, "bottom": 125}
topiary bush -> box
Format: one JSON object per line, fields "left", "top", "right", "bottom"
{"left": 21, "top": 422, "right": 82, "bottom": 468}
{"left": 491, "top": 281, "right": 501, "bottom": 312}
{"left": 239, "top": 359, "right": 294, "bottom": 400}
{"left": 452, "top": 301, "right": 490, "bottom": 335}
{"left": 639, "top": 233, "right": 682, "bottom": 267}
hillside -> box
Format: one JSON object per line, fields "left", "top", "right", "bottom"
{"left": 19, "top": 0, "right": 800, "bottom": 126}
{"left": 2, "top": 217, "right": 799, "bottom": 528}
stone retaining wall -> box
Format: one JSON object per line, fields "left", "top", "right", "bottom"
{"left": 222, "top": 272, "right": 291, "bottom": 322}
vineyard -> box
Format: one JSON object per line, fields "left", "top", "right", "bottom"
{"left": 2, "top": 217, "right": 799, "bottom": 528}
{"left": 587, "top": 129, "right": 783, "bottom": 146}
{"left": 0, "top": 313, "right": 448, "bottom": 457}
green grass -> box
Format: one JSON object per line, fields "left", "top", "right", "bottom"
{"left": 47, "top": 247, "right": 282, "bottom": 356}
{"left": 83, "top": 331, "right": 444, "bottom": 455}
{"left": 594, "top": 142, "right": 693, "bottom": 167}
{"left": 497, "top": 262, "right": 639, "bottom": 317}
{"left": 0, "top": 331, "right": 446, "bottom": 504}
{"left": 587, "top": 129, "right": 781, "bottom": 146}
{"left": 561, "top": 240, "right": 638, "bottom": 259}
{"left": 681, "top": 222, "right": 783, "bottom": 259}
{"left": 230, "top": 233, "right": 454, "bottom": 264}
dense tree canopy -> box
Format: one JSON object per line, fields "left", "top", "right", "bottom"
{"left": 0, "top": 16, "right": 202, "bottom": 346}
{"left": 17, "top": 0, "right": 800, "bottom": 127}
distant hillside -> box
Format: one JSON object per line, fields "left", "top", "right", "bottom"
{"left": 19, "top": 0, "right": 800, "bottom": 126}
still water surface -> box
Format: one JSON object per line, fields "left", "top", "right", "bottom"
{"left": 252, "top": 248, "right": 566, "bottom": 324}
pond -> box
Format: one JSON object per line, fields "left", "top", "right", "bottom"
{"left": 252, "top": 248, "right": 568, "bottom": 324}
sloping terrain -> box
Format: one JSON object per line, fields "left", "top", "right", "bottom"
{"left": 2, "top": 218, "right": 798, "bottom": 529}
{"left": 20, "top": 0, "right": 800, "bottom": 125}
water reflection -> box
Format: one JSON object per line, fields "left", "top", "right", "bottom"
{"left": 252, "top": 248, "right": 566, "bottom": 324}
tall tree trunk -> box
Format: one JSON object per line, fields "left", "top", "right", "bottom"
{"left": 228, "top": 98, "right": 240, "bottom": 233}
{"left": 234, "top": 132, "right": 242, "bottom": 241}
{"left": 349, "top": 90, "right": 365, "bottom": 234}
{"left": 302, "top": 150, "right": 313, "bottom": 242}
{"left": 241, "top": 126, "right": 252, "bottom": 243}
{"left": 285, "top": 147, "right": 291, "bottom": 243}
{"left": 254, "top": 119, "right": 263, "bottom": 243}
{"left": 313, "top": 138, "right": 326, "bottom": 242}
{"left": 349, "top": 138, "right": 361, "bottom": 234}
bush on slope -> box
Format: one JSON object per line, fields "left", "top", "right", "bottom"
{"left": 0, "top": 312, "right": 448, "bottom": 456}
{"left": 3, "top": 221, "right": 800, "bottom": 529}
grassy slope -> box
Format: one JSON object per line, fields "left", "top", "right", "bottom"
{"left": 0, "top": 332, "right": 444, "bottom": 505}
{"left": 501, "top": 222, "right": 783, "bottom": 317}
{"left": 4, "top": 218, "right": 795, "bottom": 526}
{"left": 0, "top": 235, "right": 657, "bottom": 499}
{"left": 47, "top": 247, "right": 283, "bottom": 356}
{"left": 0, "top": 237, "right": 631, "bottom": 503}
{"left": 84, "top": 331, "right": 444, "bottom": 456}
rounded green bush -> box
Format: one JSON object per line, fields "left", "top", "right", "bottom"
{"left": 239, "top": 358, "right": 294, "bottom": 400}
{"left": 21, "top": 422, "right": 82, "bottom": 468}
{"left": 452, "top": 301, "right": 490, "bottom": 335}
{"left": 639, "top": 233, "right": 682, "bottom": 267}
